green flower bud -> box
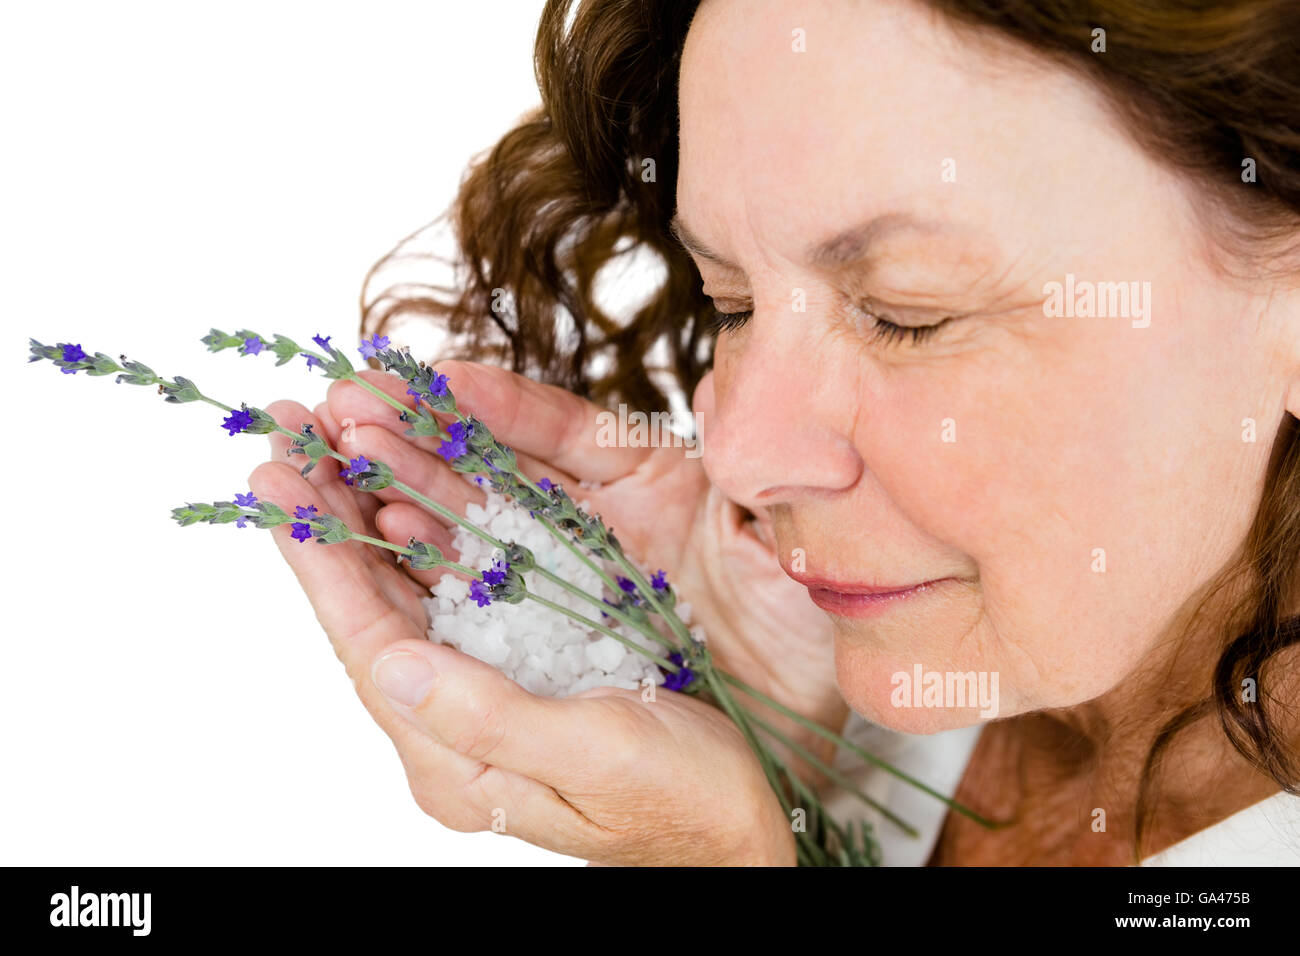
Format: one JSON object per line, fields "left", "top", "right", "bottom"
{"left": 310, "top": 514, "right": 351, "bottom": 545}
{"left": 503, "top": 541, "right": 535, "bottom": 573}
{"left": 200, "top": 328, "right": 244, "bottom": 352}
{"left": 269, "top": 333, "right": 301, "bottom": 367}
{"left": 240, "top": 405, "right": 280, "bottom": 435}
{"left": 353, "top": 459, "right": 394, "bottom": 492}
{"left": 160, "top": 376, "right": 202, "bottom": 403}
{"left": 85, "top": 352, "right": 122, "bottom": 377}
{"left": 115, "top": 357, "right": 157, "bottom": 386}
{"left": 403, "top": 538, "right": 445, "bottom": 571}
{"left": 171, "top": 502, "right": 218, "bottom": 526}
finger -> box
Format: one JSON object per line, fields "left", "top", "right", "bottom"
{"left": 374, "top": 501, "right": 463, "bottom": 592}
{"left": 263, "top": 400, "right": 387, "bottom": 569}
{"left": 264, "top": 400, "right": 344, "bottom": 492}
{"left": 247, "top": 460, "right": 428, "bottom": 681}
{"left": 343, "top": 422, "right": 485, "bottom": 526}
{"left": 371, "top": 639, "right": 612, "bottom": 856}
{"left": 512, "top": 448, "right": 582, "bottom": 495}
{"left": 326, "top": 371, "right": 442, "bottom": 456}
{"left": 430, "top": 359, "right": 652, "bottom": 483}
{"left": 328, "top": 371, "right": 586, "bottom": 495}
{"left": 313, "top": 399, "right": 384, "bottom": 547}
{"left": 398, "top": 744, "right": 597, "bottom": 856}
{"left": 369, "top": 639, "right": 619, "bottom": 786}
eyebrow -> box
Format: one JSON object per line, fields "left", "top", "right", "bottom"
{"left": 669, "top": 210, "right": 948, "bottom": 270}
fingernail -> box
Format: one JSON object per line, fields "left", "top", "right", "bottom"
{"left": 372, "top": 651, "right": 437, "bottom": 707}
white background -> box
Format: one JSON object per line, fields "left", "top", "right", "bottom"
{"left": 0, "top": 0, "right": 579, "bottom": 865}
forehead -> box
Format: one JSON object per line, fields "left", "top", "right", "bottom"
{"left": 676, "top": 0, "right": 1121, "bottom": 266}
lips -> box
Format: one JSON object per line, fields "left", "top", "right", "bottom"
{"left": 783, "top": 569, "right": 950, "bottom": 618}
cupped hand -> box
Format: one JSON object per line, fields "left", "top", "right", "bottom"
{"left": 248, "top": 398, "right": 794, "bottom": 865}
{"left": 321, "top": 362, "right": 847, "bottom": 781}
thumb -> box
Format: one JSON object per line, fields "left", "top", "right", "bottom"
{"left": 368, "top": 639, "right": 597, "bottom": 784}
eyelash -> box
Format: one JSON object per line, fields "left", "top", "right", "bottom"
{"left": 705, "top": 304, "right": 952, "bottom": 345}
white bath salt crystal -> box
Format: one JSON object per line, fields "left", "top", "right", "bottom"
{"left": 614, "top": 653, "right": 650, "bottom": 682}
{"left": 527, "top": 650, "right": 556, "bottom": 678}
{"left": 431, "top": 613, "right": 459, "bottom": 634}
{"left": 475, "top": 623, "right": 511, "bottom": 665}
{"left": 435, "top": 575, "right": 470, "bottom": 603}
{"left": 422, "top": 489, "right": 673, "bottom": 697}
{"left": 558, "top": 642, "right": 586, "bottom": 674}
{"left": 581, "top": 635, "right": 622, "bottom": 673}
{"left": 547, "top": 650, "right": 579, "bottom": 685}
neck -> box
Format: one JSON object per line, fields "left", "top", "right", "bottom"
{"left": 1031, "top": 567, "right": 1289, "bottom": 860}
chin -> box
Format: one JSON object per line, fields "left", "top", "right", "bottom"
{"left": 833, "top": 637, "right": 1010, "bottom": 735}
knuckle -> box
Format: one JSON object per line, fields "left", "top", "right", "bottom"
{"left": 406, "top": 773, "right": 482, "bottom": 833}
{"left": 446, "top": 698, "right": 510, "bottom": 764}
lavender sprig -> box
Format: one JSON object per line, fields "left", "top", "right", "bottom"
{"left": 46, "top": 333, "right": 685, "bottom": 660}
{"left": 169, "top": 497, "right": 688, "bottom": 676}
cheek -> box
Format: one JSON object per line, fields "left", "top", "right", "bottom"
{"left": 844, "top": 315, "right": 1260, "bottom": 715}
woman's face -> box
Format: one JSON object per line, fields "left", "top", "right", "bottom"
{"left": 680, "top": 0, "right": 1300, "bottom": 731}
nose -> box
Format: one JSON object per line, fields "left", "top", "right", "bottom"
{"left": 694, "top": 313, "right": 863, "bottom": 512}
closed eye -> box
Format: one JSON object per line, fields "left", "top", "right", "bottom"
{"left": 706, "top": 307, "right": 752, "bottom": 336}
{"left": 705, "top": 302, "right": 954, "bottom": 344}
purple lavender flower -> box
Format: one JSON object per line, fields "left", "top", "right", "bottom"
{"left": 60, "top": 343, "right": 87, "bottom": 373}
{"left": 429, "top": 372, "right": 449, "bottom": 397}
{"left": 290, "top": 522, "right": 313, "bottom": 542}
{"left": 617, "top": 576, "right": 637, "bottom": 594}
{"left": 294, "top": 504, "right": 318, "bottom": 520}
{"left": 537, "top": 477, "right": 553, "bottom": 492}
{"left": 301, "top": 352, "right": 322, "bottom": 370}
{"left": 312, "top": 334, "right": 332, "bottom": 352}
{"left": 340, "top": 455, "right": 371, "bottom": 486}
{"left": 241, "top": 336, "right": 264, "bottom": 356}
{"left": 481, "top": 558, "right": 510, "bottom": 587}
{"left": 469, "top": 579, "right": 492, "bottom": 607}
{"left": 661, "top": 651, "right": 695, "bottom": 692}
{"left": 406, "top": 384, "right": 426, "bottom": 405}
{"left": 222, "top": 408, "right": 254, "bottom": 435}
{"left": 235, "top": 515, "right": 249, "bottom": 528}
{"left": 651, "top": 570, "right": 669, "bottom": 592}
{"left": 436, "top": 420, "right": 473, "bottom": 462}
{"left": 234, "top": 492, "right": 258, "bottom": 507}
{"left": 357, "top": 333, "right": 390, "bottom": 359}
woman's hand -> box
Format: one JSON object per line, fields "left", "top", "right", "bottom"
{"left": 320, "top": 362, "right": 847, "bottom": 782}
{"left": 248, "top": 398, "right": 795, "bottom": 865}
